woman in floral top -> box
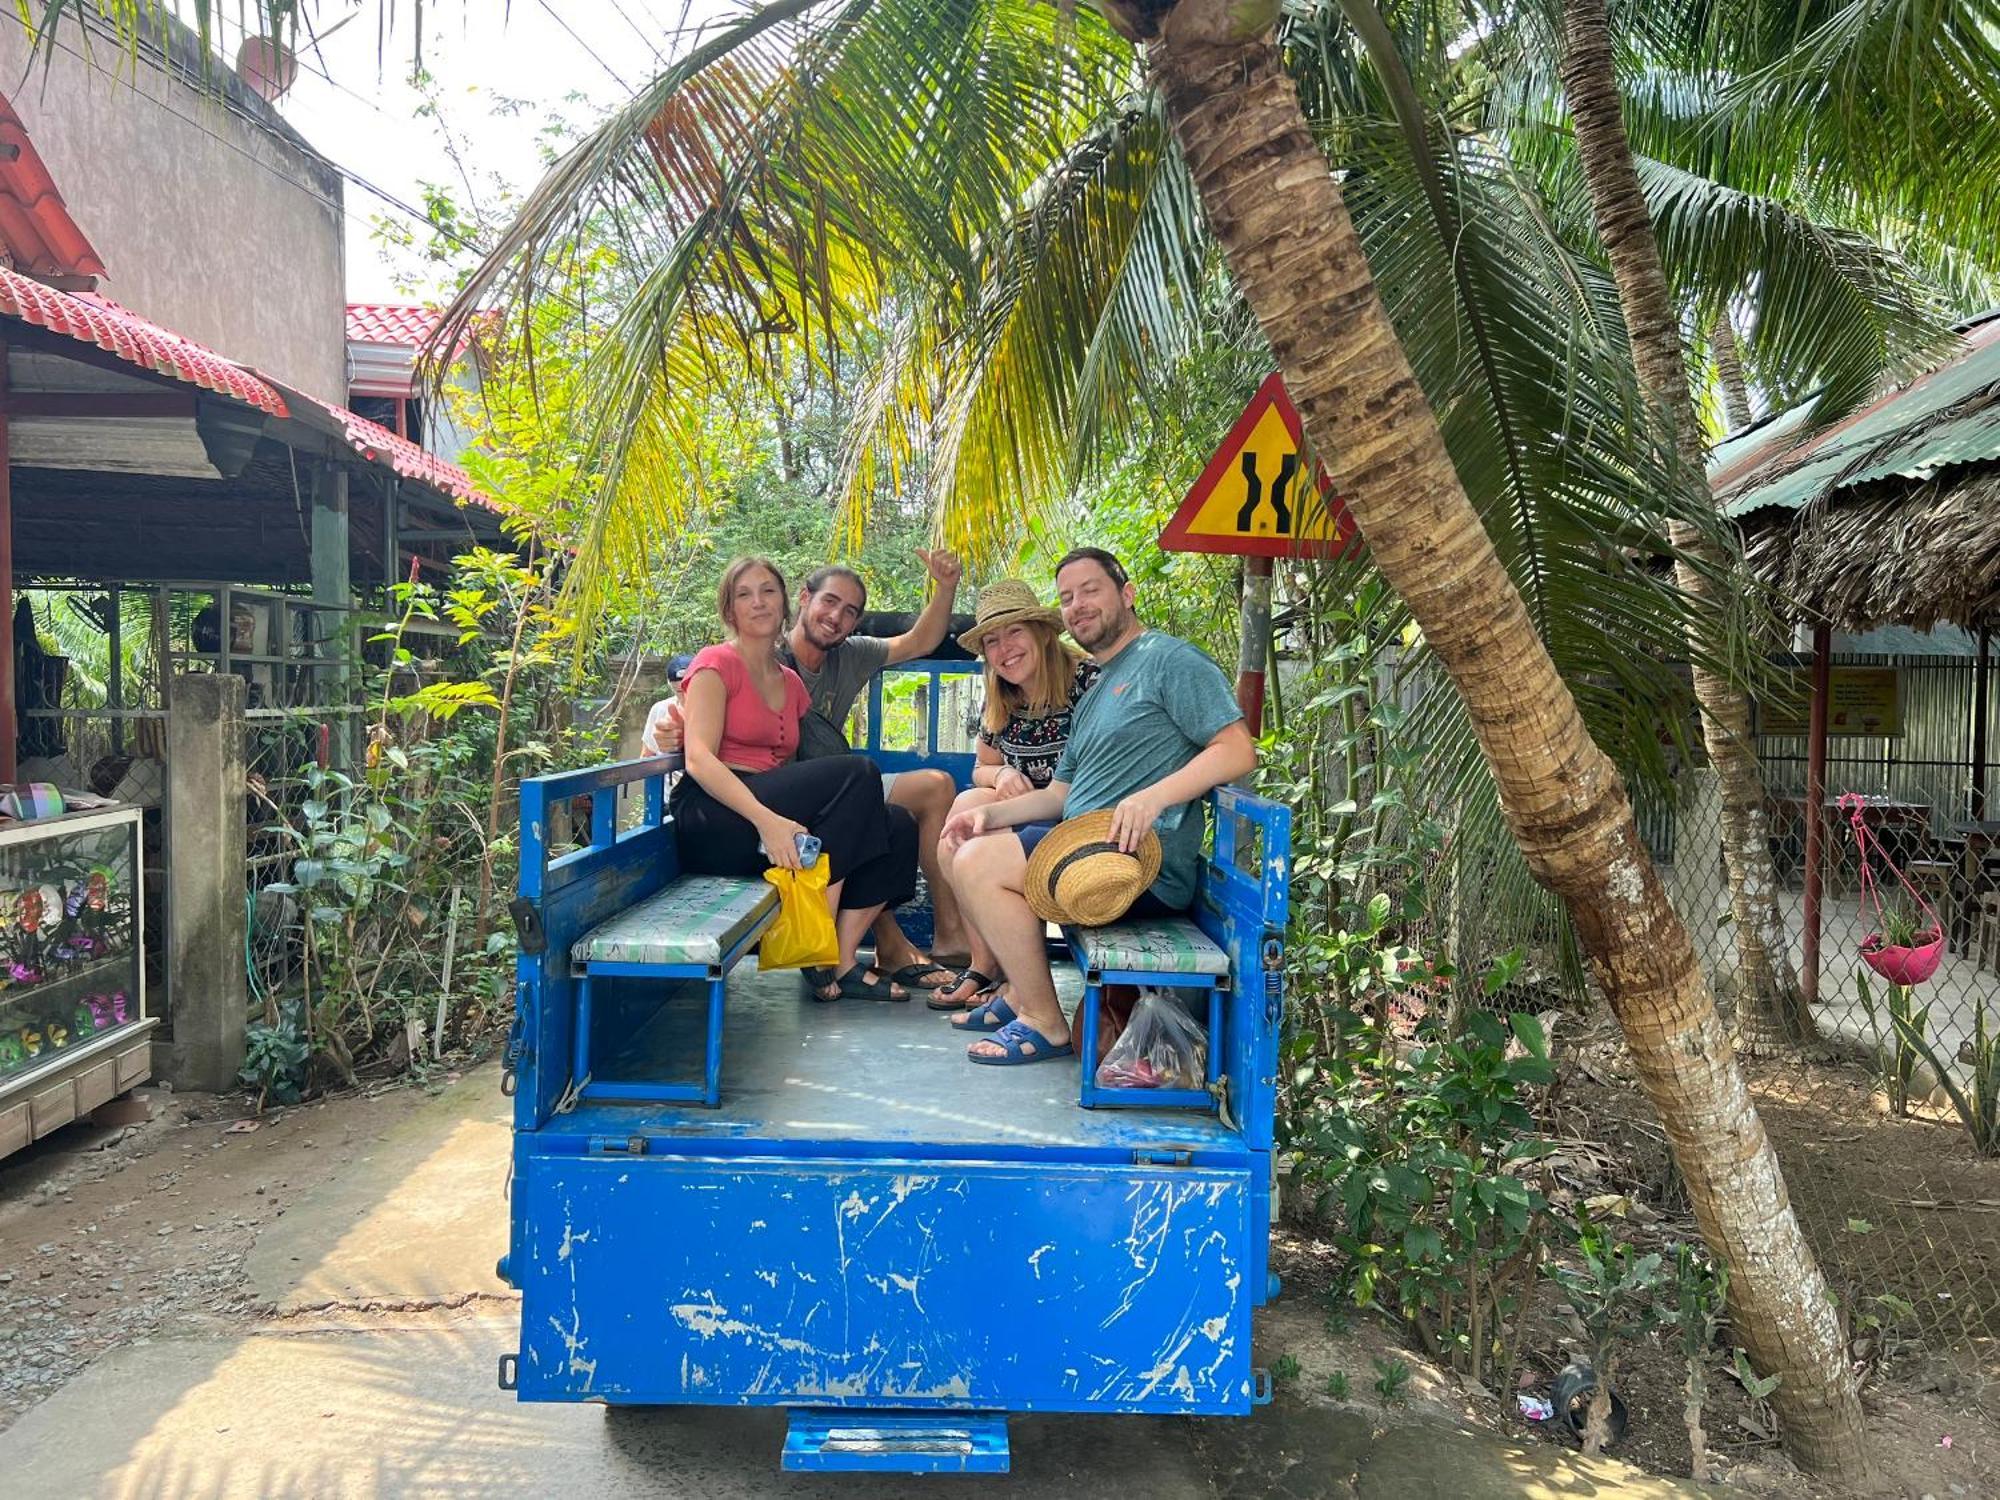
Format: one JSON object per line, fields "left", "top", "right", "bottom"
{"left": 929, "top": 580, "right": 1101, "bottom": 1010}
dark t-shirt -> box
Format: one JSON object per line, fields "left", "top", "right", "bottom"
{"left": 975, "top": 657, "right": 1102, "bottom": 789}
{"left": 778, "top": 635, "right": 892, "bottom": 760}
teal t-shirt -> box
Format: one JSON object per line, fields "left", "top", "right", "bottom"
{"left": 1054, "top": 631, "right": 1244, "bottom": 908}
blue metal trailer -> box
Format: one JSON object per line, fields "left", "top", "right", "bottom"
{"left": 499, "top": 661, "right": 1290, "bottom": 1472}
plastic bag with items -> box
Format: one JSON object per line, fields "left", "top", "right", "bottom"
{"left": 1095, "top": 987, "right": 1207, "bottom": 1090}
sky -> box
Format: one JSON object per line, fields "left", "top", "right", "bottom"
{"left": 208, "top": 1, "right": 738, "bottom": 301}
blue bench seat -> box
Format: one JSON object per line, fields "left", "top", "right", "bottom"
{"left": 570, "top": 874, "right": 779, "bottom": 1108}
{"left": 1067, "top": 915, "right": 1232, "bottom": 1112}
{"left": 571, "top": 875, "right": 776, "bottom": 968}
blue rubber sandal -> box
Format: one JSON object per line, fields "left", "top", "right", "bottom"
{"left": 949, "top": 995, "right": 1016, "bottom": 1033}
{"left": 967, "top": 1017, "right": 1074, "bottom": 1067}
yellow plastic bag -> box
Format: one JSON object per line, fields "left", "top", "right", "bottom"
{"left": 758, "top": 860, "right": 839, "bottom": 971}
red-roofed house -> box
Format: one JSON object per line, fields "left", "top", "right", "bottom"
{"left": 0, "top": 9, "right": 510, "bottom": 1108}
{"left": 345, "top": 300, "right": 486, "bottom": 465}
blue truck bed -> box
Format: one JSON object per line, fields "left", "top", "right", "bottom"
{"left": 501, "top": 663, "right": 1287, "bottom": 1471}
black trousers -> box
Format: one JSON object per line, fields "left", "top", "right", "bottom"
{"left": 672, "top": 755, "right": 914, "bottom": 912}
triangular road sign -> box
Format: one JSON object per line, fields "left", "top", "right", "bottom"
{"left": 1159, "top": 373, "right": 1359, "bottom": 559}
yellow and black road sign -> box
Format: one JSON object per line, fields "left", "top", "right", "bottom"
{"left": 1159, "top": 373, "right": 1359, "bottom": 559}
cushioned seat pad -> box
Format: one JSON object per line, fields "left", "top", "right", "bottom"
{"left": 573, "top": 876, "right": 777, "bottom": 968}
{"left": 1069, "top": 917, "right": 1229, "bottom": 977}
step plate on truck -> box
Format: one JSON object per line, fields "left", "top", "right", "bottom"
{"left": 512, "top": 1152, "right": 1253, "bottom": 1414}
{"left": 783, "top": 1410, "right": 1009, "bottom": 1473}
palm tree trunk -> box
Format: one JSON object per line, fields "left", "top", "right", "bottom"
{"left": 1558, "top": 0, "right": 1814, "bottom": 1059}
{"left": 1125, "top": 0, "right": 1867, "bottom": 1481}
{"left": 1711, "top": 313, "right": 1755, "bottom": 432}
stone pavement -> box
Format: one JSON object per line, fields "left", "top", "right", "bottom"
{"left": 0, "top": 1064, "right": 1697, "bottom": 1498}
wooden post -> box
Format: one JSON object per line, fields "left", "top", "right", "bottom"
{"left": 1973, "top": 627, "right": 1990, "bottom": 821}
{"left": 1236, "top": 555, "right": 1273, "bottom": 735}
{"left": 0, "top": 336, "right": 15, "bottom": 785}
{"left": 1802, "top": 624, "right": 1832, "bottom": 1009}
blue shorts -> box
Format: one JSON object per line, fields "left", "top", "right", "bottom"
{"left": 1013, "top": 821, "right": 1056, "bottom": 858}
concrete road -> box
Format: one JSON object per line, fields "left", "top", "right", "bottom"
{"left": 0, "top": 1065, "right": 1697, "bottom": 1498}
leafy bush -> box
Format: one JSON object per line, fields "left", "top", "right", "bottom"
{"left": 239, "top": 1019, "right": 308, "bottom": 1108}
{"left": 1291, "top": 993, "right": 1556, "bottom": 1388}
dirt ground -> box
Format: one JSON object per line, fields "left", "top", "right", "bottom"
{"left": 0, "top": 1064, "right": 484, "bottom": 1428}
{"left": 1265, "top": 1227, "right": 1996, "bottom": 1499}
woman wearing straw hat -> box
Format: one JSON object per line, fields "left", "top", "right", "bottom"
{"left": 927, "top": 579, "right": 1101, "bottom": 1011}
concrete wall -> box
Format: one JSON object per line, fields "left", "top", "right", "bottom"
{"left": 0, "top": 13, "right": 347, "bottom": 399}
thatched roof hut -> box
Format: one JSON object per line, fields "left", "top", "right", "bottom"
{"left": 1715, "top": 313, "right": 2000, "bottom": 632}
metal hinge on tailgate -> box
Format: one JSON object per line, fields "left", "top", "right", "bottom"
{"left": 1132, "top": 1148, "right": 1194, "bottom": 1167}
{"left": 588, "top": 1135, "right": 650, "bottom": 1156}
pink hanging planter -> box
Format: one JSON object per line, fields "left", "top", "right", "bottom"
{"left": 1859, "top": 928, "right": 1945, "bottom": 986}
{"left": 1840, "top": 792, "right": 1945, "bottom": 988}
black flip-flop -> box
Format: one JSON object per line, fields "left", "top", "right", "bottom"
{"left": 926, "top": 967, "right": 1001, "bottom": 1011}
{"left": 836, "top": 965, "right": 909, "bottom": 1003}
{"left": 889, "top": 961, "right": 956, "bottom": 991}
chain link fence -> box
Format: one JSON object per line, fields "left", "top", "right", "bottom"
{"left": 1655, "top": 742, "right": 2000, "bottom": 1363}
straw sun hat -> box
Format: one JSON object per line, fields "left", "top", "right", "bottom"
{"left": 1024, "top": 809, "right": 1163, "bottom": 926}
{"left": 956, "top": 578, "right": 1066, "bottom": 655}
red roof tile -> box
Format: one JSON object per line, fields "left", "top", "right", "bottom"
{"left": 344, "top": 300, "right": 487, "bottom": 353}
{"left": 0, "top": 267, "right": 495, "bottom": 511}
{"left": 0, "top": 265, "right": 287, "bottom": 414}
{"left": 0, "top": 94, "right": 107, "bottom": 281}
{"left": 316, "top": 395, "right": 495, "bottom": 512}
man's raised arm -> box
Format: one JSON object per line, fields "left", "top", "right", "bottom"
{"left": 884, "top": 548, "right": 966, "bottom": 665}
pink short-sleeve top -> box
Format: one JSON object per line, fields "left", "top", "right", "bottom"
{"left": 681, "top": 643, "right": 808, "bottom": 772}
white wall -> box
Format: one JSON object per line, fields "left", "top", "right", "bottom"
{"left": 0, "top": 13, "right": 347, "bottom": 399}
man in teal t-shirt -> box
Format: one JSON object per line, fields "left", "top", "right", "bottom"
{"left": 939, "top": 548, "right": 1257, "bottom": 1067}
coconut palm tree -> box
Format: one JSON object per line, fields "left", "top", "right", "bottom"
{"left": 1555, "top": 0, "right": 1815, "bottom": 1054}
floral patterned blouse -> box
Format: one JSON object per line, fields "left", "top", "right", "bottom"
{"left": 975, "top": 658, "right": 1102, "bottom": 788}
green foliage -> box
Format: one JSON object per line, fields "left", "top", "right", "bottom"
{"left": 1672, "top": 1242, "right": 1727, "bottom": 1365}
{"left": 238, "top": 1018, "right": 308, "bottom": 1109}
{"left": 1371, "top": 1356, "right": 1411, "bottom": 1405}
{"left": 1325, "top": 1369, "right": 1350, "bottom": 1400}
{"left": 1730, "top": 1348, "right": 1781, "bottom": 1403}
{"left": 251, "top": 552, "right": 603, "bottom": 1094}
{"left": 1292, "top": 994, "right": 1556, "bottom": 1387}
{"left": 1876, "top": 896, "right": 1929, "bottom": 950}
{"left": 1890, "top": 996, "right": 2000, "bottom": 1156}
{"left": 1856, "top": 972, "right": 1932, "bottom": 1118}
{"left": 1546, "top": 1212, "right": 1672, "bottom": 1394}
{"left": 1271, "top": 1352, "right": 1301, "bottom": 1384}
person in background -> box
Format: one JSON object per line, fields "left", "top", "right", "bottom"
{"left": 673, "top": 556, "right": 916, "bottom": 1003}
{"left": 644, "top": 553, "right": 971, "bottom": 988}
{"left": 924, "top": 578, "right": 1099, "bottom": 1012}
{"left": 939, "top": 548, "right": 1256, "bottom": 1064}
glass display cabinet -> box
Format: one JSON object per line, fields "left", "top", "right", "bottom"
{"left": 0, "top": 804, "right": 153, "bottom": 1161}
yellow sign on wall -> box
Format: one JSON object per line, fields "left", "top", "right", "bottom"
{"left": 1759, "top": 667, "right": 1902, "bottom": 738}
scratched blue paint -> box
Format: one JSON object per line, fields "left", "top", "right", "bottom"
{"left": 514, "top": 1153, "right": 1253, "bottom": 1413}
{"left": 507, "top": 663, "right": 1292, "bottom": 1457}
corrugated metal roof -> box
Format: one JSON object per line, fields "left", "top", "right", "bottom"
{"left": 0, "top": 264, "right": 288, "bottom": 414}
{"left": 1715, "top": 318, "right": 2000, "bottom": 520}
{"left": 0, "top": 92, "right": 106, "bottom": 281}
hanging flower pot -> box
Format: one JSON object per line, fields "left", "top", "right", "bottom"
{"left": 1858, "top": 926, "right": 1945, "bottom": 986}
{"left": 1841, "top": 792, "right": 1945, "bottom": 987}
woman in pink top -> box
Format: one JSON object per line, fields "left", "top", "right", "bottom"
{"left": 674, "top": 556, "right": 913, "bottom": 1003}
